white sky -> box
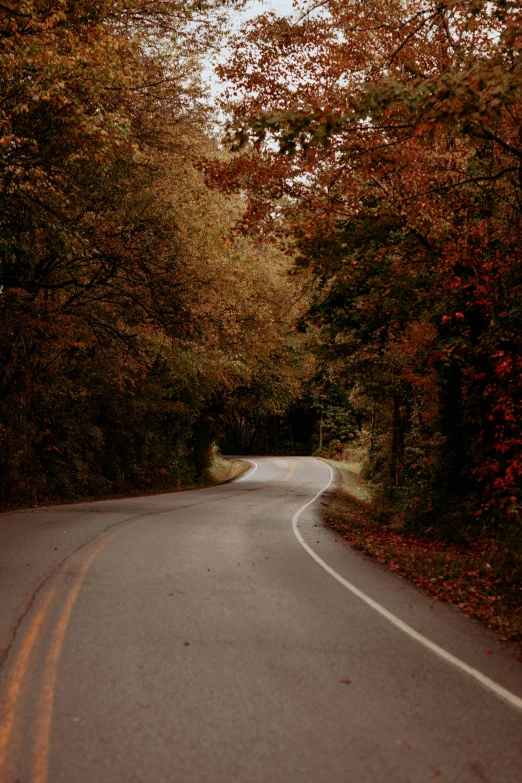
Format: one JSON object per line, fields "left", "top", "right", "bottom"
{"left": 243, "top": 0, "right": 297, "bottom": 19}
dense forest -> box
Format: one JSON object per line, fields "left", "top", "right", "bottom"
{"left": 1, "top": 0, "right": 522, "bottom": 560}
{"left": 211, "top": 0, "right": 522, "bottom": 549}
{"left": 0, "top": 0, "right": 308, "bottom": 506}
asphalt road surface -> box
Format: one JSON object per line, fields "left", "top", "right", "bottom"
{"left": 0, "top": 457, "right": 521, "bottom": 783}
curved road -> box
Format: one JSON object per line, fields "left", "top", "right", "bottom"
{"left": 0, "top": 457, "right": 521, "bottom": 782}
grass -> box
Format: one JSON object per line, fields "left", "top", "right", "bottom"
{"left": 323, "top": 459, "right": 522, "bottom": 651}
{"left": 208, "top": 454, "right": 250, "bottom": 485}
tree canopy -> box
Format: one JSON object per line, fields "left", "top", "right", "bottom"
{"left": 0, "top": 0, "right": 307, "bottom": 506}
{"left": 209, "top": 0, "right": 522, "bottom": 539}
{"left": 3, "top": 0, "right": 522, "bottom": 554}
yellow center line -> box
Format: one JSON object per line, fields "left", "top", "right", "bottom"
{"left": 2, "top": 458, "right": 299, "bottom": 783}
{"left": 30, "top": 531, "right": 120, "bottom": 783}
{"left": 0, "top": 583, "right": 60, "bottom": 780}
{"left": 28, "top": 459, "right": 297, "bottom": 782}
{"left": 269, "top": 460, "right": 295, "bottom": 486}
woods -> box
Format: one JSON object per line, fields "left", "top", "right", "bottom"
{"left": 212, "top": 0, "right": 522, "bottom": 554}
{"left": 0, "top": 0, "right": 305, "bottom": 506}
{"left": 2, "top": 7, "right": 522, "bottom": 779}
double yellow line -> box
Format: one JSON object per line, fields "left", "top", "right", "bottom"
{"left": 0, "top": 458, "right": 296, "bottom": 782}
{"left": 0, "top": 531, "right": 119, "bottom": 783}
{"left": 268, "top": 460, "right": 295, "bottom": 487}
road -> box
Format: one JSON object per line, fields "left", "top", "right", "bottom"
{"left": 0, "top": 456, "right": 521, "bottom": 783}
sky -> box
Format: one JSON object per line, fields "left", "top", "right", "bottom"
{"left": 243, "top": 0, "right": 297, "bottom": 19}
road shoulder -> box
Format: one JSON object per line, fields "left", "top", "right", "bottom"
{"left": 318, "top": 457, "right": 522, "bottom": 654}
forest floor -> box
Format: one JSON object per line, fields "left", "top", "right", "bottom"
{"left": 321, "top": 457, "right": 522, "bottom": 653}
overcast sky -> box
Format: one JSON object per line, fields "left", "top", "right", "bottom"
{"left": 243, "top": 0, "right": 296, "bottom": 18}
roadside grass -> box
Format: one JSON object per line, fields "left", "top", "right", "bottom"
{"left": 208, "top": 454, "right": 250, "bottom": 485}
{"left": 319, "top": 455, "right": 371, "bottom": 503}
{"left": 324, "top": 462, "right": 522, "bottom": 649}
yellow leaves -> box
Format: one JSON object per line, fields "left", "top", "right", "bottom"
{"left": 0, "top": 0, "right": 309, "bottom": 444}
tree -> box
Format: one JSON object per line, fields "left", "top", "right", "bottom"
{"left": 0, "top": 0, "right": 308, "bottom": 506}
{"left": 211, "top": 0, "right": 522, "bottom": 537}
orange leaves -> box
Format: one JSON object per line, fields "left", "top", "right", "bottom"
{"left": 0, "top": 1, "right": 310, "bottom": 506}
{"left": 212, "top": 0, "right": 522, "bottom": 535}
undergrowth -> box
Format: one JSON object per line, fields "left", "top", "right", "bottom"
{"left": 325, "top": 490, "right": 522, "bottom": 650}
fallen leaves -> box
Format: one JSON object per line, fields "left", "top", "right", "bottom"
{"left": 325, "top": 491, "right": 522, "bottom": 651}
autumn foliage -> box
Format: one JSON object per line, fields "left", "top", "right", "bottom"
{"left": 3, "top": 0, "right": 522, "bottom": 560}
{"left": 211, "top": 0, "right": 522, "bottom": 545}
{"left": 0, "top": 0, "right": 304, "bottom": 506}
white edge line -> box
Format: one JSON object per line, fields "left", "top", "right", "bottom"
{"left": 234, "top": 459, "right": 258, "bottom": 482}
{"left": 292, "top": 458, "right": 522, "bottom": 714}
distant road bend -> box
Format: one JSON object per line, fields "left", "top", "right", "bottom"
{"left": 0, "top": 457, "right": 521, "bottom": 782}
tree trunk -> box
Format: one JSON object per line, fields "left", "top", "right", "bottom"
{"left": 391, "top": 394, "right": 400, "bottom": 488}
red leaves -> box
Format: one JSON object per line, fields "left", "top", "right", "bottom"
{"left": 326, "top": 492, "right": 522, "bottom": 646}
{"left": 211, "top": 0, "right": 522, "bottom": 532}
{"left": 441, "top": 312, "right": 464, "bottom": 325}
{"left": 494, "top": 357, "right": 513, "bottom": 379}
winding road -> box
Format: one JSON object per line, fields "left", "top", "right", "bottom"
{"left": 0, "top": 457, "right": 521, "bottom": 782}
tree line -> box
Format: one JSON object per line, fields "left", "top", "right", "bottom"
{"left": 3, "top": 0, "right": 522, "bottom": 559}
{"left": 0, "top": 0, "right": 306, "bottom": 507}
{"left": 210, "top": 0, "right": 522, "bottom": 545}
